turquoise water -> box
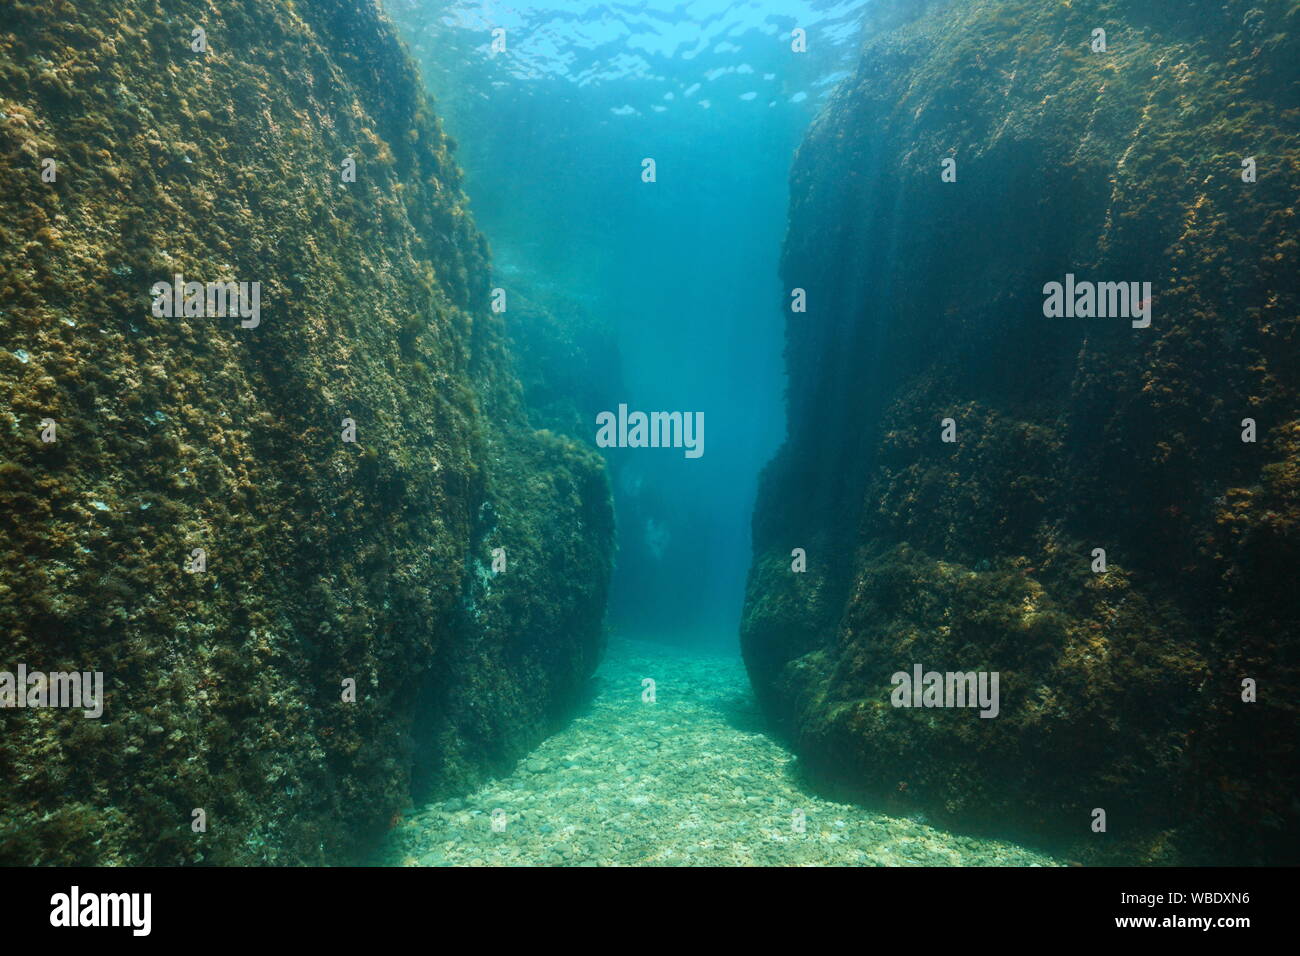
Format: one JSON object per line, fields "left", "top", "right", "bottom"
{"left": 391, "top": 0, "right": 866, "bottom": 650}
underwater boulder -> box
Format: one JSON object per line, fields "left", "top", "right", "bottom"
{"left": 743, "top": 0, "right": 1300, "bottom": 864}
{"left": 0, "top": 0, "right": 611, "bottom": 864}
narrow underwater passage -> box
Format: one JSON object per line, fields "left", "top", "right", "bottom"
{"left": 370, "top": 2, "right": 1076, "bottom": 868}
{"left": 378, "top": 639, "right": 1060, "bottom": 866}
{"left": 370, "top": 1, "right": 1070, "bottom": 866}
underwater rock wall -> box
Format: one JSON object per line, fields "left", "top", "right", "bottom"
{"left": 743, "top": 0, "right": 1299, "bottom": 863}
{"left": 409, "top": 282, "right": 616, "bottom": 802}
{"left": 0, "top": 0, "right": 611, "bottom": 864}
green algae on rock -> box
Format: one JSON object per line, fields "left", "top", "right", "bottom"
{"left": 0, "top": 0, "right": 612, "bottom": 865}
{"left": 742, "top": 0, "right": 1300, "bottom": 865}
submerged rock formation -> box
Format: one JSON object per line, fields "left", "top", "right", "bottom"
{"left": 744, "top": 0, "right": 1299, "bottom": 863}
{"left": 0, "top": 0, "right": 611, "bottom": 865}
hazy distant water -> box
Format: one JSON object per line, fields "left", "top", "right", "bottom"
{"left": 389, "top": 1, "right": 872, "bottom": 649}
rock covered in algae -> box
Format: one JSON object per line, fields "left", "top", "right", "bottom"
{"left": 0, "top": 0, "right": 612, "bottom": 864}
{"left": 742, "top": 0, "right": 1300, "bottom": 864}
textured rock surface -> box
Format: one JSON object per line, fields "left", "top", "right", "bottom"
{"left": 0, "top": 0, "right": 611, "bottom": 864}
{"left": 743, "top": 0, "right": 1299, "bottom": 863}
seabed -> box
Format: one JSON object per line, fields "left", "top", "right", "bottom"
{"left": 380, "top": 638, "right": 1060, "bottom": 867}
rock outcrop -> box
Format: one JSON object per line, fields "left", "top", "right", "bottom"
{"left": 0, "top": 0, "right": 612, "bottom": 865}
{"left": 743, "top": 0, "right": 1299, "bottom": 863}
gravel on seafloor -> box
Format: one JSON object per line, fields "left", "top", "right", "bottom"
{"left": 378, "top": 638, "right": 1062, "bottom": 867}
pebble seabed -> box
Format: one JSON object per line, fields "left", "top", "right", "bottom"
{"left": 378, "top": 638, "right": 1060, "bottom": 867}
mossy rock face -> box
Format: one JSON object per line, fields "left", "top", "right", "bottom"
{"left": 0, "top": 0, "right": 611, "bottom": 864}
{"left": 743, "top": 0, "right": 1300, "bottom": 864}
